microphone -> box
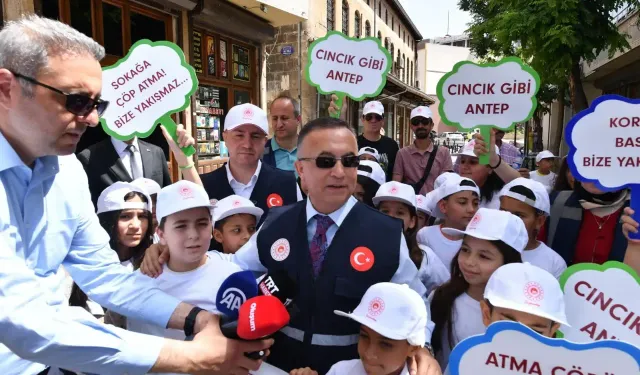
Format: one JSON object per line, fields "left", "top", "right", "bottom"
{"left": 216, "top": 270, "right": 259, "bottom": 321}
{"left": 220, "top": 295, "right": 290, "bottom": 359}
{"left": 257, "top": 271, "right": 297, "bottom": 307}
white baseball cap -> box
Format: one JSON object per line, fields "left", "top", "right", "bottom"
{"left": 442, "top": 208, "right": 528, "bottom": 253}
{"left": 156, "top": 180, "right": 213, "bottom": 224}
{"left": 363, "top": 101, "right": 384, "bottom": 116}
{"left": 434, "top": 172, "right": 458, "bottom": 190}
{"left": 358, "top": 147, "right": 380, "bottom": 161}
{"left": 357, "top": 160, "right": 386, "bottom": 186}
{"left": 224, "top": 103, "right": 268, "bottom": 134}
{"left": 499, "top": 177, "right": 550, "bottom": 215}
{"left": 424, "top": 190, "right": 438, "bottom": 214}
{"left": 536, "top": 150, "right": 557, "bottom": 163}
{"left": 335, "top": 283, "right": 427, "bottom": 346}
{"left": 410, "top": 106, "right": 433, "bottom": 120}
{"left": 484, "top": 263, "right": 569, "bottom": 326}
{"left": 456, "top": 139, "right": 500, "bottom": 157}
{"left": 372, "top": 181, "right": 416, "bottom": 210}
{"left": 432, "top": 175, "right": 480, "bottom": 219}
{"left": 97, "top": 181, "right": 152, "bottom": 214}
{"left": 415, "top": 194, "right": 431, "bottom": 216}
{"left": 131, "top": 178, "right": 162, "bottom": 196}
{"left": 212, "top": 195, "right": 264, "bottom": 223}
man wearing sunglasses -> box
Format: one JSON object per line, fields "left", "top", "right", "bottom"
{"left": 356, "top": 100, "right": 398, "bottom": 182}
{"left": 393, "top": 106, "right": 453, "bottom": 194}
{"left": 200, "top": 103, "right": 302, "bottom": 226}
{"left": 0, "top": 15, "right": 270, "bottom": 375}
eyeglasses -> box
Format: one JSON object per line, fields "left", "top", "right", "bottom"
{"left": 298, "top": 155, "right": 360, "bottom": 169}
{"left": 365, "top": 113, "right": 383, "bottom": 122}
{"left": 411, "top": 117, "right": 432, "bottom": 126}
{"left": 12, "top": 72, "right": 109, "bottom": 117}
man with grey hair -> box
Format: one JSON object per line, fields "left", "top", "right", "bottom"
{"left": 0, "top": 14, "right": 270, "bottom": 375}
{"left": 262, "top": 94, "right": 301, "bottom": 173}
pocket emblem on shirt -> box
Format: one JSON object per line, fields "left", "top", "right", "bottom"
{"left": 267, "top": 193, "right": 283, "bottom": 208}
{"left": 350, "top": 246, "right": 375, "bottom": 272}
{"left": 271, "top": 238, "right": 290, "bottom": 261}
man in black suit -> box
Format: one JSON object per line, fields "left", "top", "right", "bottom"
{"left": 78, "top": 135, "right": 172, "bottom": 208}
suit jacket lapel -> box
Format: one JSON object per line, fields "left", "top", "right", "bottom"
{"left": 138, "top": 140, "right": 153, "bottom": 178}
{"left": 105, "top": 141, "right": 133, "bottom": 182}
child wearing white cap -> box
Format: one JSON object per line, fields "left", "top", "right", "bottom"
{"left": 131, "top": 177, "right": 163, "bottom": 242}
{"left": 415, "top": 194, "right": 431, "bottom": 230}
{"left": 456, "top": 140, "right": 505, "bottom": 210}
{"left": 290, "top": 282, "right": 428, "bottom": 375}
{"left": 355, "top": 160, "right": 386, "bottom": 207}
{"left": 127, "top": 180, "right": 242, "bottom": 344}
{"left": 430, "top": 208, "right": 526, "bottom": 369}
{"left": 212, "top": 195, "right": 264, "bottom": 254}
{"left": 373, "top": 182, "right": 450, "bottom": 294}
{"left": 530, "top": 150, "right": 557, "bottom": 193}
{"left": 69, "top": 181, "right": 155, "bottom": 326}
{"left": 498, "top": 178, "right": 567, "bottom": 278}
{"left": 417, "top": 175, "right": 480, "bottom": 270}
{"left": 358, "top": 146, "right": 381, "bottom": 162}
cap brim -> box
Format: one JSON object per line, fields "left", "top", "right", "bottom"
{"left": 334, "top": 310, "right": 408, "bottom": 341}
{"left": 485, "top": 293, "right": 570, "bottom": 326}
{"left": 225, "top": 123, "right": 268, "bottom": 134}
{"left": 215, "top": 206, "right": 264, "bottom": 223}
{"left": 372, "top": 196, "right": 415, "bottom": 211}
{"left": 363, "top": 109, "right": 384, "bottom": 116}
{"left": 157, "top": 203, "right": 214, "bottom": 224}
{"left": 441, "top": 227, "right": 500, "bottom": 241}
{"left": 417, "top": 207, "right": 431, "bottom": 215}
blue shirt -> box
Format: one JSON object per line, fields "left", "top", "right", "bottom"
{"left": 271, "top": 138, "right": 298, "bottom": 175}
{"left": 0, "top": 131, "right": 180, "bottom": 374}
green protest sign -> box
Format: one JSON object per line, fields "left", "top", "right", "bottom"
{"left": 305, "top": 31, "right": 391, "bottom": 118}
{"left": 436, "top": 57, "right": 540, "bottom": 164}
{"left": 100, "top": 39, "right": 197, "bottom": 156}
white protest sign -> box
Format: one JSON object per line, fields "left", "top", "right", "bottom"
{"left": 449, "top": 321, "right": 640, "bottom": 375}
{"left": 305, "top": 31, "right": 391, "bottom": 117}
{"left": 100, "top": 39, "right": 197, "bottom": 155}
{"left": 558, "top": 261, "right": 640, "bottom": 347}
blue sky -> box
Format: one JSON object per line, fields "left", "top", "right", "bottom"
{"left": 398, "top": 0, "right": 472, "bottom": 40}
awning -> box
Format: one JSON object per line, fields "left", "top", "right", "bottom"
{"left": 382, "top": 74, "right": 434, "bottom": 106}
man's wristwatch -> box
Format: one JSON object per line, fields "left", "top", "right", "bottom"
{"left": 184, "top": 307, "right": 205, "bottom": 337}
{"left": 424, "top": 342, "right": 435, "bottom": 357}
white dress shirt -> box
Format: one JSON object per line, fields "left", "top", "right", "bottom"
{"left": 111, "top": 136, "right": 143, "bottom": 180}
{"left": 225, "top": 160, "right": 303, "bottom": 201}
{"left": 229, "top": 196, "right": 433, "bottom": 341}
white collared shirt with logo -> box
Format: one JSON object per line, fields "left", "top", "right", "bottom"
{"left": 326, "top": 359, "right": 410, "bottom": 375}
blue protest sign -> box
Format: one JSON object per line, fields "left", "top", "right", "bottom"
{"left": 565, "top": 94, "right": 640, "bottom": 239}
{"left": 449, "top": 321, "right": 640, "bottom": 375}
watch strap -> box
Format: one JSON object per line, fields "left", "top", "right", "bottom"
{"left": 184, "top": 306, "right": 204, "bottom": 337}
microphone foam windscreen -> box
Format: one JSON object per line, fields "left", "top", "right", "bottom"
{"left": 237, "top": 295, "right": 290, "bottom": 340}
{"left": 257, "top": 271, "right": 297, "bottom": 305}
{"left": 216, "top": 270, "right": 259, "bottom": 320}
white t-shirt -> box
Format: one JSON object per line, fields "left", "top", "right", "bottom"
{"left": 327, "top": 359, "right": 409, "bottom": 375}
{"left": 531, "top": 171, "right": 556, "bottom": 193}
{"left": 418, "top": 244, "right": 451, "bottom": 294}
{"left": 522, "top": 242, "right": 567, "bottom": 279}
{"left": 417, "top": 225, "right": 462, "bottom": 270}
{"left": 436, "top": 293, "right": 485, "bottom": 370}
{"left": 127, "top": 254, "right": 242, "bottom": 365}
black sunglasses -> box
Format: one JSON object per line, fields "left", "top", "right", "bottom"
{"left": 365, "top": 113, "right": 383, "bottom": 122}
{"left": 411, "top": 117, "right": 432, "bottom": 126}
{"left": 299, "top": 155, "right": 360, "bottom": 169}
{"left": 13, "top": 72, "right": 109, "bottom": 117}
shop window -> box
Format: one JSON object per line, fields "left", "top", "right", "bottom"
{"left": 70, "top": 0, "right": 92, "bottom": 38}
{"left": 102, "top": 3, "right": 123, "bottom": 57}
{"left": 130, "top": 10, "right": 166, "bottom": 44}
{"left": 232, "top": 45, "right": 250, "bottom": 82}
{"left": 342, "top": 1, "right": 349, "bottom": 35}
{"left": 40, "top": 0, "right": 60, "bottom": 20}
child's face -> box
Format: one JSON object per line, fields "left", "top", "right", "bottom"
{"left": 358, "top": 325, "right": 418, "bottom": 375}
{"left": 459, "top": 155, "right": 492, "bottom": 187}
{"left": 480, "top": 301, "right": 560, "bottom": 337}
{"left": 354, "top": 183, "right": 366, "bottom": 202}
{"left": 537, "top": 158, "right": 553, "bottom": 172}
{"left": 500, "top": 196, "right": 545, "bottom": 245}
{"left": 213, "top": 213, "right": 257, "bottom": 254}
{"left": 378, "top": 201, "right": 416, "bottom": 232}
{"left": 359, "top": 154, "right": 378, "bottom": 162}
{"left": 438, "top": 191, "right": 479, "bottom": 229}
{"left": 117, "top": 195, "right": 149, "bottom": 249}
{"left": 457, "top": 236, "right": 506, "bottom": 287}
{"left": 158, "top": 207, "right": 212, "bottom": 264}
{"left": 417, "top": 211, "right": 428, "bottom": 229}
